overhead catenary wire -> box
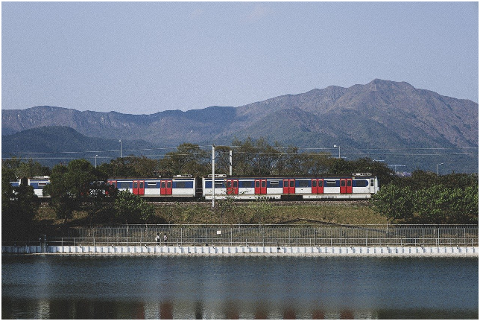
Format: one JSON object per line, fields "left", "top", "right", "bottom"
{"left": 3, "top": 144, "right": 477, "bottom": 162}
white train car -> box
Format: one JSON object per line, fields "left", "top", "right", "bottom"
{"left": 9, "top": 176, "right": 50, "bottom": 198}
{"left": 107, "top": 176, "right": 196, "bottom": 198}
{"left": 13, "top": 174, "right": 378, "bottom": 201}
{"left": 202, "top": 174, "right": 379, "bottom": 200}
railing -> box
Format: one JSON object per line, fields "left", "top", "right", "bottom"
{"left": 38, "top": 224, "right": 478, "bottom": 248}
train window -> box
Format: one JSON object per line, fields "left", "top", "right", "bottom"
{"left": 298, "top": 180, "right": 309, "bottom": 187}
{"left": 147, "top": 182, "right": 157, "bottom": 187}
{"left": 118, "top": 182, "right": 129, "bottom": 189}
{"left": 215, "top": 182, "right": 224, "bottom": 188}
{"left": 318, "top": 180, "right": 323, "bottom": 187}
{"left": 176, "top": 182, "right": 186, "bottom": 188}
{"left": 347, "top": 180, "right": 351, "bottom": 187}
{"left": 161, "top": 182, "right": 166, "bottom": 188}
{"left": 241, "top": 181, "right": 254, "bottom": 188}
{"left": 325, "top": 180, "right": 337, "bottom": 187}
{"left": 255, "top": 181, "right": 260, "bottom": 188}
{"left": 283, "top": 181, "right": 288, "bottom": 187}
{"left": 312, "top": 180, "right": 317, "bottom": 187}
{"left": 38, "top": 182, "right": 47, "bottom": 186}
{"left": 290, "top": 180, "right": 295, "bottom": 187}
{"left": 233, "top": 181, "right": 238, "bottom": 188}
{"left": 270, "top": 181, "right": 279, "bottom": 186}
{"left": 134, "top": 182, "right": 138, "bottom": 188}
{"left": 354, "top": 180, "right": 368, "bottom": 187}
{"left": 139, "top": 182, "right": 144, "bottom": 188}
{"left": 227, "top": 181, "right": 232, "bottom": 188}
{"left": 262, "top": 181, "right": 266, "bottom": 188}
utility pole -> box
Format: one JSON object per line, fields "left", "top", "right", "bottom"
{"left": 436, "top": 163, "right": 444, "bottom": 175}
{"left": 389, "top": 164, "right": 406, "bottom": 174}
{"left": 212, "top": 145, "right": 215, "bottom": 208}
{"left": 334, "top": 144, "right": 340, "bottom": 159}
{"left": 229, "top": 149, "right": 233, "bottom": 176}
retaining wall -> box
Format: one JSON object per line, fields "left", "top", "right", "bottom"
{"left": 2, "top": 245, "right": 477, "bottom": 257}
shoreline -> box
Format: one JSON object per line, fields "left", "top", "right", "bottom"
{"left": 3, "top": 245, "right": 477, "bottom": 257}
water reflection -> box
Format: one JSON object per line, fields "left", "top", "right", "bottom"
{"left": 2, "top": 256, "right": 478, "bottom": 319}
{"left": 3, "top": 298, "right": 478, "bottom": 319}
{"left": 194, "top": 301, "right": 203, "bottom": 319}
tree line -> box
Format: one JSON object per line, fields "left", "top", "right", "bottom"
{"left": 3, "top": 158, "right": 157, "bottom": 242}
{"left": 2, "top": 138, "right": 477, "bottom": 243}
{"left": 15, "top": 138, "right": 394, "bottom": 182}
{"left": 371, "top": 170, "right": 477, "bottom": 224}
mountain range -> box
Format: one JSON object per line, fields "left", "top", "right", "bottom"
{"left": 3, "top": 79, "right": 478, "bottom": 173}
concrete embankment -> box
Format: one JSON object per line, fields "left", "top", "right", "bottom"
{"left": 2, "top": 245, "right": 477, "bottom": 257}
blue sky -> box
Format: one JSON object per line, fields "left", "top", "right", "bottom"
{"left": 2, "top": 2, "right": 478, "bottom": 115}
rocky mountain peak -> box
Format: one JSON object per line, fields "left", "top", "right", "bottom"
{"left": 2, "top": 79, "right": 477, "bottom": 172}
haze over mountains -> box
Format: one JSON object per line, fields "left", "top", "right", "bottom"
{"left": 3, "top": 79, "right": 478, "bottom": 173}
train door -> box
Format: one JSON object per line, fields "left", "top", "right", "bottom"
{"left": 340, "top": 179, "right": 353, "bottom": 194}
{"left": 106, "top": 180, "right": 116, "bottom": 196}
{"left": 226, "top": 179, "right": 239, "bottom": 195}
{"left": 311, "top": 179, "right": 324, "bottom": 194}
{"left": 107, "top": 180, "right": 116, "bottom": 188}
{"left": 283, "top": 179, "right": 295, "bottom": 194}
{"left": 160, "top": 180, "right": 172, "bottom": 195}
{"left": 255, "top": 179, "right": 267, "bottom": 195}
{"left": 346, "top": 179, "right": 352, "bottom": 193}
{"left": 133, "top": 180, "right": 145, "bottom": 195}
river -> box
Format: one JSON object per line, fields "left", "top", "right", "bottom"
{"left": 2, "top": 255, "right": 477, "bottom": 319}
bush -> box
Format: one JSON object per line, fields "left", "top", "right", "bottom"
{"left": 114, "top": 191, "right": 155, "bottom": 224}
{"left": 372, "top": 172, "right": 478, "bottom": 224}
{"left": 371, "top": 184, "right": 415, "bottom": 222}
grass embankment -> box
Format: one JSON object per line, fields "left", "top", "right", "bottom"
{"left": 35, "top": 200, "right": 388, "bottom": 228}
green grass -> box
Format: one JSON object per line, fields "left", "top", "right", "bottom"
{"left": 35, "top": 200, "right": 388, "bottom": 228}
{"left": 161, "top": 201, "right": 388, "bottom": 225}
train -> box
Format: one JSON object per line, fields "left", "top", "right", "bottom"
{"left": 9, "top": 176, "right": 50, "bottom": 198}
{"left": 10, "top": 173, "right": 379, "bottom": 201}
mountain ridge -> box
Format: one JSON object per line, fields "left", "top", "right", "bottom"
{"left": 3, "top": 79, "right": 478, "bottom": 172}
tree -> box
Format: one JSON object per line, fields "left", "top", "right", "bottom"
{"left": 350, "top": 158, "right": 395, "bottom": 186}
{"left": 2, "top": 158, "right": 51, "bottom": 181}
{"left": 44, "top": 159, "right": 108, "bottom": 224}
{"left": 230, "top": 137, "right": 282, "bottom": 176}
{"left": 448, "top": 185, "right": 478, "bottom": 224}
{"left": 16, "top": 159, "right": 51, "bottom": 179}
{"left": 231, "top": 138, "right": 257, "bottom": 176}
{"left": 415, "top": 185, "right": 478, "bottom": 224}
{"left": 114, "top": 191, "right": 155, "bottom": 224}
{"left": 297, "top": 150, "right": 331, "bottom": 176}
{"left": 372, "top": 172, "right": 478, "bottom": 224}
{"left": 158, "top": 143, "right": 209, "bottom": 177}
{"left": 395, "top": 170, "right": 438, "bottom": 190}
{"left": 2, "top": 167, "right": 40, "bottom": 242}
{"left": 250, "top": 138, "right": 281, "bottom": 176}
{"left": 328, "top": 158, "right": 354, "bottom": 175}
{"left": 2, "top": 159, "right": 18, "bottom": 183}
{"left": 214, "top": 145, "right": 233, "bottom": 175}
{"left": 414, "top": 185, "right": 450, "bottom": 223}
{"left": 371, "top": 184, "right": 415, "bottom": 222}
{"left": 275, "top": 146, "right": 304, "bottom": 176}
{"left": 99, "top": 156, "right": 158, "bottom": 178}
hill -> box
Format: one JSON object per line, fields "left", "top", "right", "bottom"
{"left": 2, "top": 79, "right": 478, "bottom": 172}
{"left": 2, "top": 126, "right": 157, "bottom": 167}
